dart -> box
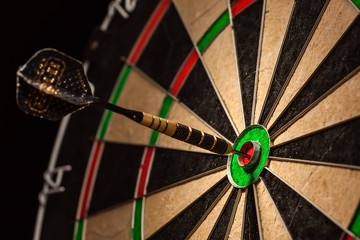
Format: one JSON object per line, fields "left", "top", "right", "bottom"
{"left": 16, "top": 48, "right": 247, "bottom": 156}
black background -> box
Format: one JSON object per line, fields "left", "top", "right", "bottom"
{"left": 1, "top": 1, "right": 108, "bottom": 238}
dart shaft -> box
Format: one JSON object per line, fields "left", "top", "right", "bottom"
{"left": 141, "top": 113, "right": 232, "bottom": 155}
{"left": 94, "top": 100, "right": 233, "bottom": 155}
{"left": 140, "top": 112, "right": 177, "bottom": 136}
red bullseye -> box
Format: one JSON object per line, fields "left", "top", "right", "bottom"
{"left": 238, "top": 142, "right": 254, "bottom": 166}
{"left": 237, "top": 141, "right": 261, "bottom": 170}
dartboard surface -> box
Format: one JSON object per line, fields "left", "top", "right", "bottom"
{"left": 35, "top": 0, "right": 360, "bottom": 239}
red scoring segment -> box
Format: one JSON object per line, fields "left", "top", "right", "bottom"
{"left": 231, "top": 0, "right": 255, "bottom": 17}
{"left": 79, "top": 141, "right": 104, "bottom": 218}
{"left": 170, "top": 49, "right": 198, "bottom": 96}
{"left": 129, "top": 0, "right": 171, "bottom": 64}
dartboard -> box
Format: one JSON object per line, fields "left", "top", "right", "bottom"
{"left": 33, "top": 0, "right": 360, "bottom": 239}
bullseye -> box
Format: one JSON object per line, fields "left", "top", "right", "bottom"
{"left": 237, "top": 141, "right": 261, "bottom": 170}
{"left": 227, "top": 125, "right": 270, "bottom": 188}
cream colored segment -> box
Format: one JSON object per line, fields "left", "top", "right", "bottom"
{"left": 228, "top": 191, "right": 245, "bottom": 240}
{"left": 144, "top": 170, "right": 226, "bottom": 238}
{"left": 85, "top": 202, "right": 133, "bottom": 239}
{"left": 274, "top": 71, "right": 360, "bottom": 145}
{"left": 173, "top": 0, "right": 227, "bottom": 42}
{"left": 156, "top": 102, "right": 223, "bottom": 153}
{"left": 105, "top": 70, "right": 166, "bottom": 145}
{"left": 254, "top": 0, "right": 294, "bottom": 123}
{"left": 203, "top": 25, "right": 244, "bottom": 132}
{"left": 268, "top": 0, "right": 358, "bottom": 127}
{"left": 268, "top": 160, "right": 360, "bottom": 228}
{"left": 189, "top": 186, "right": 233, "bottom": 239}
{"left": 256, "top": 181, "right": 291, "bottom": 240}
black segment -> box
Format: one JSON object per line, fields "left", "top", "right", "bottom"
{"left": 40, "top": 1, "right": 160, "bottom": 238}
{"left": 269, "top": 17, "right": 360, "bottom": 135}
{"left": 88, "top": 143, "right": 144, "bottom": 214}
{"left": 271, "top": 118, "right": 360, "bottom": 167}
{"left": 85, "top": 0, "right": 159, "bottom": 88}
{"left": 259, "top": 0, "right": 328, "bottom": 125}
{"left": 261, "top": 169, "right": 344, "bottom": 239}
{"left": 209, "top": 188, "right": 240, "bottom": 240}
{"left": 178, "top": 61, "right": 237, "bottom": 142}
{"left": 147, "top": 148, "right": 227, "bottom": 193}
{"left": 243, "top": 185, "right": 260, "bottom": 240}
{"left": 148, "top": 177, "right": 230, "bottom": 240}
{"left": 137, "top": 3, "right": 193, "bottom": 89}
{"left": 232, "top": 0, "right": 263, "bottom": 126}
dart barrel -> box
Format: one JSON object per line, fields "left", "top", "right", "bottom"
{"left": 141, "top": 113, "right": 232, "bottom": 155}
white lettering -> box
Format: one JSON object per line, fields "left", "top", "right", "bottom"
{"left": 113, "top": 0, "right": 129, "bottom": 19}
{"left": 125, "top": 0, "right": 137, "bottom": 12}
{"left": 100, "top": 0, "right": 138, "bottom": 31}
{"left": 38, "top": 165, "right": 72, "bottom": 205}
